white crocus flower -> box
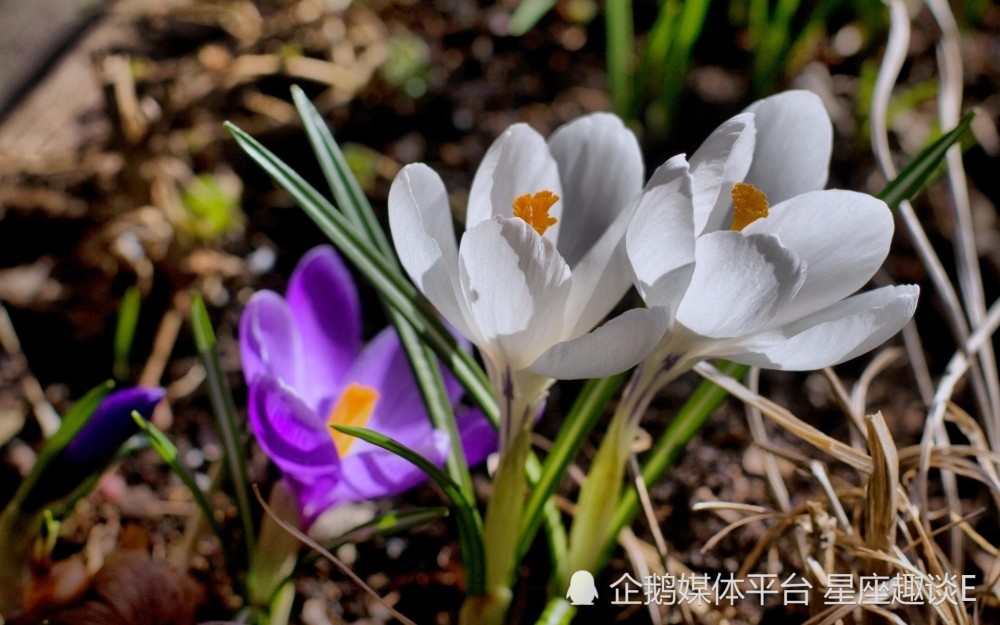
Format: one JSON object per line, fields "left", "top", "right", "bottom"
{"left": 388, "top": 113, "right": 670, "bottom": 444}
{"left": 389, "top": 113, "right": 668, "bottom": 611}
{"left": 627, "top": 90, "right": 919, "bottom": 375}
{"left": 565, "top": 91, "right": 919, "bottom": 581}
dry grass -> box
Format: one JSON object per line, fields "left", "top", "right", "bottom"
{"left": 618, "top": 1, "right": 1000, "bottom": 621}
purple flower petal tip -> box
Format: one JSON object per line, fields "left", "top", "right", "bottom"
{"left": 23, "top": 385, "right": 166, "bottom": 511}
{"left": 64, "top": 386, "right": 166, "bottom": 462}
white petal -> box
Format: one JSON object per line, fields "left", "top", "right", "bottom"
{"left": 677, "top": 231, "right": 805, "bottom": 338}
{"left": 388, "top": 164, "right": 474, "bottom": 339}
{"left": 743, "top": 189, "right": 894, "bottom": 323}
{"left": 689, "top": 112, "right": 756, "bottom": 235}
{"left": 729, "top": 285, "right": 919, "bottom": 370}
{"left": 548, "top": 113, "right": 644, "bottom": 267}
{"left": 626, "top": 155, "right": 697, "bottom": 310}
{"left": 563, "top": 229, "right": 635, "bottom": 338}
{"left": 528, "top": 306, "right": 672, "bottom": 379}
{"left": 467, "top": 124, "right": 563, "bottom": 239}
{"left": 458, "top": 216, "right": 572, "bottom": 370}
{"left": 744, "top": 90, "right": 832, "bottom": 203}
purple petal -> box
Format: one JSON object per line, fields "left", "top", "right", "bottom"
{"left": 239, "top": 291, "right": 303, "bottom": 388}
{"left": 63, "top": 387, "right": 165, "bottom": 466}
{"left": 23, "top": 386, "right": 165, "bottom": 511}
{"left": 248, "top": 376, "right": 341, "bottom": 524}
{"left": 332, "top": 430, "right": 451, "bottom": 502}
{"left": 248, "top": 376, "right": 340, "bottom": 476}
{"left": 283, "top": 471, "right": 343, "bottom": 529}
{"left": 340, "top": 326, "right": 498, "bottom": 482}
{"left": 285, "top": 246, "right": 362, "bottom": 408}
{"left": 341, "top": 327, "right": 434, "bottom": 443}
{"left": 456, "top": 406, "right": 498, "bottom": 466}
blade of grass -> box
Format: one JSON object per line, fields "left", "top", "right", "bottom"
{"left": 113, "top": 286, "right": 141, "bottom": 382}
{"left": 640, "top": 0, "right": 679, "bottom": 100}
{"left": 190, "top": 293, "right": 256, "bottom": 563}
{"left": 290, "top": 87, "right": 390, "bottom": 253}
{"left": 877, "top": 109, "right": 976, "bottom": 209}
{"left": 508, "top": 0, "right": 557, "bottom": 36}
{"left": 396, "top": 332, "right": 476, "bottom": 500}
{"left": 332, "top": 424, "right": 487, "bottom": 596}
{"left": 747, "top": 0, "right": 769, "bottom": 50}
{"left": 606, "top": 0, "right": 634, "bottom": 119}
{"left": 927, "top": 0, "right": 1000, "bottom": 449}
{"left": 658, "top": 0, "right": 711, "bottom": 125}
{"left": 291, "top": 87, "right": 475, "bottom": 502}
{"left": 753, "top": 0, "right": 803, "bottom": 93}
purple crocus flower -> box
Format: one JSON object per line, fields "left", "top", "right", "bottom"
{"left": 22, "top": 387, "right": 166, "bottom": 512}
{"left": 240, "top": 246, "right": 496, "bottom": 528}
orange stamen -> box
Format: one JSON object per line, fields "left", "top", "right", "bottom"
{"left": 327, "top": 383, "right": 379, "bottom": 456}
{"left": 730, "top": 182, "right": 769, "bottom": 231}
{"left": 512, "top": 190, "right": 559, "bottom": 236}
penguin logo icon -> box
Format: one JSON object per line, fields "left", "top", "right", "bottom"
{"left": 566, "top": 570, "right": 599, "bottom": 605}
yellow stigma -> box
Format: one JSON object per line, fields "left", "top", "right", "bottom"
{"left": 327, "top": 382, "right": 380, "bottom": 456}
{"left": 512, "top": 190, "right": 559, "bottom": 236}
{"left": 730, "top": 182, "right": 769, "bottom": 231}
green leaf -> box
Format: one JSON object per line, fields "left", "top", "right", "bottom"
{"left": 639, "top": 0, "right": 679, "bottom": 97}
{"left": 290, "top": 86, "right": 385, "bottom": 247}
{"left": 331, "top": 425, "right": 487, "bottom": 596}
{"left": 113, "top": 286, "right": 141, "bottom": 382}
{"left": 291, "top": 88, "right": 476, "bottom": 502}
{"left": 190, "top": 292, "right": 256, "bottom": 562}
{"left": 658, "top": 0, "right": 711, "bottom": 126}
{"left": 605, "top": 0, "right": 634, "bottom": 119}
{"left": 508, "top": 0, "right": 558, "bottom": 36}
{"left": 8, "top": 381, "right": 113, "bottom": 514}
{"left": 878, "top": 110, "right": 977, "bottom": 210}
{"left": 752, "top": 0, "right": 804, "bottom": 93}
{"left": 190, "top": 292, "right": 217, "bottom": 352}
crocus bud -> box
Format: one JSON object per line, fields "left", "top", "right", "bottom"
{"left": 21, "top": 387, "right": 165, "bottom": 513}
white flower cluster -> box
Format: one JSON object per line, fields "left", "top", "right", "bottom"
{"left": 389, "top": 90, "right": 918, "bottom": 409}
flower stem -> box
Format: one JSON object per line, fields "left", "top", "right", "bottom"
{"left": 247, "top": 484, "right": 300, "bottom": 622}
{"left": 478, "top": 423, "right": 532, "bottom": 622}
{"left": 562, "top": 357, "right": 682, "bottom": 586}
{"left": 461, "top": 367, "right": 546, "bottom": 625}
{"left": 562, "top": 363, "right": 658, "bottom": 583}
{"left": 534, "top": 596, "right": 575, "bottom": 625}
